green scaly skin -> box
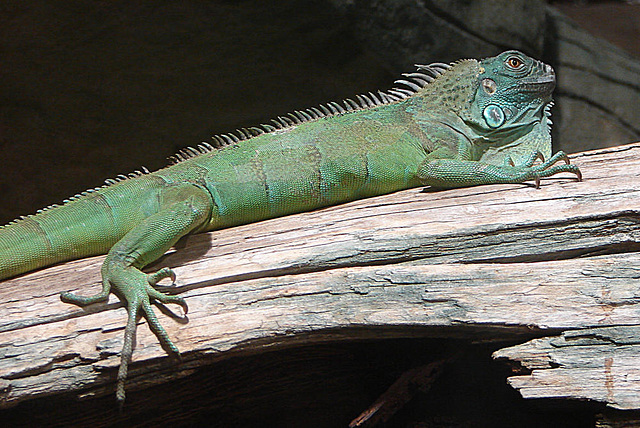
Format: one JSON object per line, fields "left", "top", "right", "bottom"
{"left": 0, "top": 51, "right": 581, "bottom": 405}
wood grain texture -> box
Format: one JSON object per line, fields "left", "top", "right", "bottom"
{"left": 494, "top": 326, "right": 640, "bottom": 410}
{"left": 0, "top": 143, "right": 638, "bottom": 409}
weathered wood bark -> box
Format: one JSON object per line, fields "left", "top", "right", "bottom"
{"left": 494, "top": 326, "right": 640, "bottom": 410}
{"left": 0, "top": 143, "right": 639, "bottom": 412}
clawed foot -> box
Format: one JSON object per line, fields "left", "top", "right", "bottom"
{"left": 61, "top": 264, "right": 187, "bottom": 407}
{"left": 514, "top": 150, "right": 582, "bottom": 188}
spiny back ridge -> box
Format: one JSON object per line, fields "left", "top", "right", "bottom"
{"left": 0, "top": 168, "right": 151, "bottom": 229}
{"left": 0, "top": 61, "right": 453, "bottom": 228}
{"left": 168, "top": 61, "right": 452, "bottom": 165}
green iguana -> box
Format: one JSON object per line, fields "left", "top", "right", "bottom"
{"left": 0, "top": 51, "right": 581, "bottom": 404}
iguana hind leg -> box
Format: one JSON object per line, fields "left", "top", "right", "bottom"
{"left": 61, "top": 183, "right": 213, "bottom": 406}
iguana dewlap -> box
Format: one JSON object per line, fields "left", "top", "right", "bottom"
{"left": 0, "top": 50, "right": 581, "bottom": 405}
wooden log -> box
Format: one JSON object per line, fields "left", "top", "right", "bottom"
{"left": 494, "top": 326, "right": 640, "bottom": 410}
{"left": 0, "top": 143, "right": 639, "bottom": 409}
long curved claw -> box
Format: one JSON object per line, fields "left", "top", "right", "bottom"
{"left": 533, "top": 151, "right": 545, "bottom": 164}
{"left": 531, "top": 163, "right": 582, "bottom": 184}
{"left": 520, "top": 150, "right": 545, "bottom": 168}
{"left": 541, "top": 150, "right": 571, "bottom": 168}
{"left": 148, "top": 267, "right": 176, "bottom": 285}
{"left": 557, "top": 152, "right": 571, "bottom": 165}
{"left": 503, "top": 155, "right": 515, "bottom": 167}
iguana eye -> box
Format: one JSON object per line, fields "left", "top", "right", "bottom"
{"left": 506, "top": 56, "right": 524, "bottom": 69}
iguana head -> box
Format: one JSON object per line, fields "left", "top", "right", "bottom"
{"left": 462, "top": 50, "right": 556, "bottom": 163}
{"left": 405, "top": 50, "right": 555, "bottom": 164}
{"left": 471, "top": 50, "right": 554, "bottom": 129}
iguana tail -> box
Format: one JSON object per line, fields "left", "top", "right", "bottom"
{"left": 0, "top": 175, "right": 159, "bottom": 280}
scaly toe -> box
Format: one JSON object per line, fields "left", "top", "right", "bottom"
{"left": 147, "top": 267, "right": 176, "bottom": 285}
{"left": 146, "top": 284, "right": 188, "bottom": 314}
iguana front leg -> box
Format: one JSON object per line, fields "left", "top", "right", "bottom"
{"left": 418, "top": 150, "right": 582, "bottom": 188}
{"left": 61, "top": 183, "right": 213, "bottom": 406}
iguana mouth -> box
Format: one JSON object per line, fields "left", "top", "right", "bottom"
{"left": 517, "top": 74, "right": 556, "bottom": 94}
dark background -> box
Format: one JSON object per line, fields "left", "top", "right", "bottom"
{"left": 0, "top": 0, "right": 638, "bottom": 225}
{"left": 0, "top": 1, "right": 638, "bottom": 426}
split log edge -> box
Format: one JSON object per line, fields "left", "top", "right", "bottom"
{"left": 0, "top": 143, "right": 639, "bottom": 410}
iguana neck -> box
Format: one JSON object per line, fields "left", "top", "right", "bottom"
{"left": 408, "top": 59, "right": 481, "bottom": 117}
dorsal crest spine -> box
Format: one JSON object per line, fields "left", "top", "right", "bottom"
{"left": 167, "top": 61, "right": 453, "bottom": 165}
{"left": 1, "top": 61, "right": 454, "bottom": 228}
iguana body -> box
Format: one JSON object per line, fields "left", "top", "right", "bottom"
{"left": 0, "top": 51, "right": 580, "bottom": 404}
